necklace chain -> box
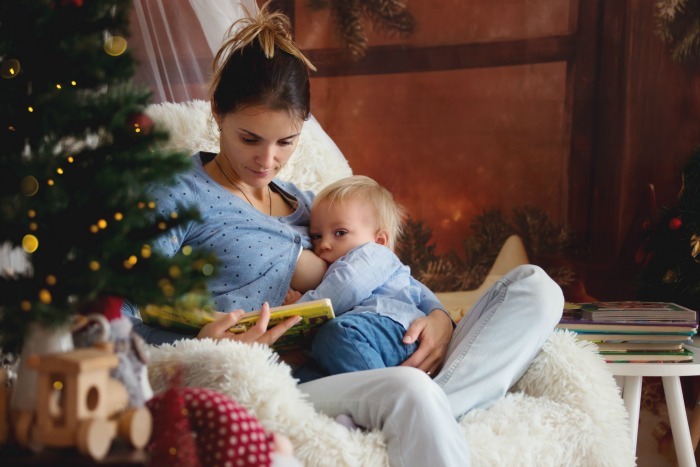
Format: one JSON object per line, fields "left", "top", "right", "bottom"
{"left": 215, "top": 157, "right": 272, "bottom": 215}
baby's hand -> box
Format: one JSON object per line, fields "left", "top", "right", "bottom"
{"left": 283, "top": 288, "right": 302, "bottom": 305}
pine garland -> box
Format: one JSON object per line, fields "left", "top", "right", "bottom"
{"left": 398, "top": 206, "right": 577, "bottom": 292}
{"left": 655, "top": 0, "right": 700, "bottom": 64}
{"left": 308, "top": 0, "right": 415, "bottom": 60}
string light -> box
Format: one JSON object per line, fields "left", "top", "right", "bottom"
{"left": 46, "top": 275, "right": 57, "bottom": 286}
{"left": 29, "top": 222, "right": 37, "bottom": 231}
{"left": 147, "top": 201, "right": 155, "bottom": 209}
{"left": 90, "top": 225, "right": 99, "bottom": 233}
{"left": 53, "top": 380, "right": 64, "bottom": 390}
{"left": 141, "top": 244, "right": 152, "bottom": 258}
{"left": 47, "top": 179, "right": 54, "bottom": 186}
{"left": 114, "top": 212, "right": 123, "bottom": 221}
{"left": 168, "top": 266, "right": 181, "bottom": 278}
{"left": 28, "top": 210, "right": 36, "bottom": 218}
{"left": 38, "top": 289, "right": 52, "bottom": 304}
{"left": 67, "top": 156, "right": 74, "bottom": 163}
{"left": 157, "top": 222, "right": 167, "bottom": 230}
{"left": 89, "top": 261, "right": 100, "bottom": 271}
{"left": 20, "top": 301, "right": 31, "bottom": 312}
{"left": 182, "top": 245, "right": 193, "bottom": 256}
{"left": 170, "top": 212, "right": 178, "bottom": 219}
{"left": 97, "top": 219, "right": 107, "bottom": 229}
{"left": 56, "top": 168, "right": 63, "bottom": 175}
{"left": 71, "top": 80, "right": 77, "bottom": 86}
{"left": 56, "top": 84, "right": 62, "bottom": 90}
{"left": 202, "top": 264, "right": 214, "bottom": 276}
{"left": 27, "top": 106, "right": 34, "bottom": 113}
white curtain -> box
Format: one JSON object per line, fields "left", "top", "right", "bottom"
{"left": 130, "top": 0, "right": 257, "bottom": 103}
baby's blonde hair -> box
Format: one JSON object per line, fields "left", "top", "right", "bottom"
{"left": 312, "top": 176, "right": 406, "bottom": 250}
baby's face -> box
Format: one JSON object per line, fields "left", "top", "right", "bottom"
{"left": 309, "top": 198, "right": 381, "bottom": 264}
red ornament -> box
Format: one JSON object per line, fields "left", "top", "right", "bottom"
{"left": 147, "top": 387, "right": 277, "bottom": 467}
{"left": 669, "top": 217, "right": 682, "bottom": 230}
{"left": 128, "top": 113, "right": 154, "bottom": 135}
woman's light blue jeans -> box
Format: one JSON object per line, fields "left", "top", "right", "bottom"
{"left": 298, "top": 265, "right": 564, "bottom": 467}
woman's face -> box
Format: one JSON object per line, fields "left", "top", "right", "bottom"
{"left": 216, "top": 105, "right": 304, "bottom": 189}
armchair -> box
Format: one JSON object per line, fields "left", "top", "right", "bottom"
{"left": 145, "top": 100, "right": 635, "bottom": 466}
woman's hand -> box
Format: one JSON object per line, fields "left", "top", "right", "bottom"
{"left": 196, "top": 302, "right": 302, "bottom": 346}
{"left": 400, "top": 309, "right": 454, "bottom": 376}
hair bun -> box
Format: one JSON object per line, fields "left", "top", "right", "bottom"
{"left": 218, "top": 1, "right": 316, "bottom": 71}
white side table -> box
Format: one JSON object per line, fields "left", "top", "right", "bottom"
{"left": 607, "top": 362, "right": 700, "bottom": 467}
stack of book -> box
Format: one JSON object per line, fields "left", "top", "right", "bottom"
{"left": 557, "top": 301, "right": 698, "bottom": 363}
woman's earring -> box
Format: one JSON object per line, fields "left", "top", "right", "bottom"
{"left": 218, "top": 126, "right": 222, "bottom": 132}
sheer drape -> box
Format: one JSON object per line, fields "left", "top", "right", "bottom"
{"left": 130, "top": 0, "right": 257, "bottom": 103}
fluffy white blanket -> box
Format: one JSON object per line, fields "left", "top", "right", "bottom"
{"left": 148, "top": 330, "right": 635, "bottom": 466}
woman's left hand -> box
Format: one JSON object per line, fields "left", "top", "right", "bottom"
{"left": 400, "top": 309, "right": 454, "bottom": 376}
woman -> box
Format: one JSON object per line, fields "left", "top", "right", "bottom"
{"left": 126, "top": 4, "right": 563, "bottom": 466}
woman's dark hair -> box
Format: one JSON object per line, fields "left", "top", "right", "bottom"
{"left": 210, "top": 3, "right": 316, "bottom": 121}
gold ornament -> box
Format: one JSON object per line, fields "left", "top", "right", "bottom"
{"left": 22, "top": 234, "right": 39, "bottom": 253}
{"left": 663, "top": 269, "right": 679, "bottom": 284}
{"left": 104, "top": 36, "right": 127, "bottom": 56}
{"left": 20, "top": 176, "right": 39, "bottom": 196}
{"left": 691, "top": 234, "right": 700, "bottom": 263}
{"left": 1, "top": 58, "right": 20, "bottom": 79}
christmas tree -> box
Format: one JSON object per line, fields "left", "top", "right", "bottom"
{"left": 637, "top": 146, "right": 700, "bottom": 309}
{"left": 0, "top": 0, "right": 216, "bottom": 352}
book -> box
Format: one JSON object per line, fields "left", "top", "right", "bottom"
{"left": 557, "top": 318, "right": 698, "bottom": 334}
{"left": 594, "top": 342, "right": 684, "bottom": 352}
{"left": 569, "top": 301, "right": 697, "bottom": 322}
{"left": 142, "top": 298, "right": 335, "bottom": 353}
{"left": 571, "top": 333, "right": 694, "bottom": 343}
{"left": 600, "top": 349, "right": 694, "bottom": 363}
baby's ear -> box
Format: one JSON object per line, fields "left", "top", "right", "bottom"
{"left": 375, "top": 230, "right": 389, "bottom": 246}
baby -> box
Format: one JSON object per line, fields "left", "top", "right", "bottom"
{"left": 287, "top": 175, "right": 450, "bottom": 383}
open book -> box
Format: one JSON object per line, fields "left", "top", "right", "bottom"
{"left": 142, "top": 299, "right": 335, "bottom": 353}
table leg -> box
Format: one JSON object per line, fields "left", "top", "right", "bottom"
{"left": 622, "top": 375, "right": 643, "bottom": 450}
{"left": 662, "top": 376, "right": 696, "bottom": 467}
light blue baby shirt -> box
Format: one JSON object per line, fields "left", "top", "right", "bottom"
{"left": 298, "top": 242, "right": 446, "bottom": 330}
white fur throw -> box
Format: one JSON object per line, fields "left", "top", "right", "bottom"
{"left": 149, "top": 330, "right": 635, "bottom": 467}
{"left": 145, "top": 100, "right": 353, "bottom": 194}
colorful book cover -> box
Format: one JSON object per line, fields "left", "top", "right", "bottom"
{"left": 142, "top": 298, "right": 335, "bottom": 353}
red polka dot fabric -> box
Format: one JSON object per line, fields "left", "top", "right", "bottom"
{"left": 148, "top": 387, "right": 276, "bottom": 467}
